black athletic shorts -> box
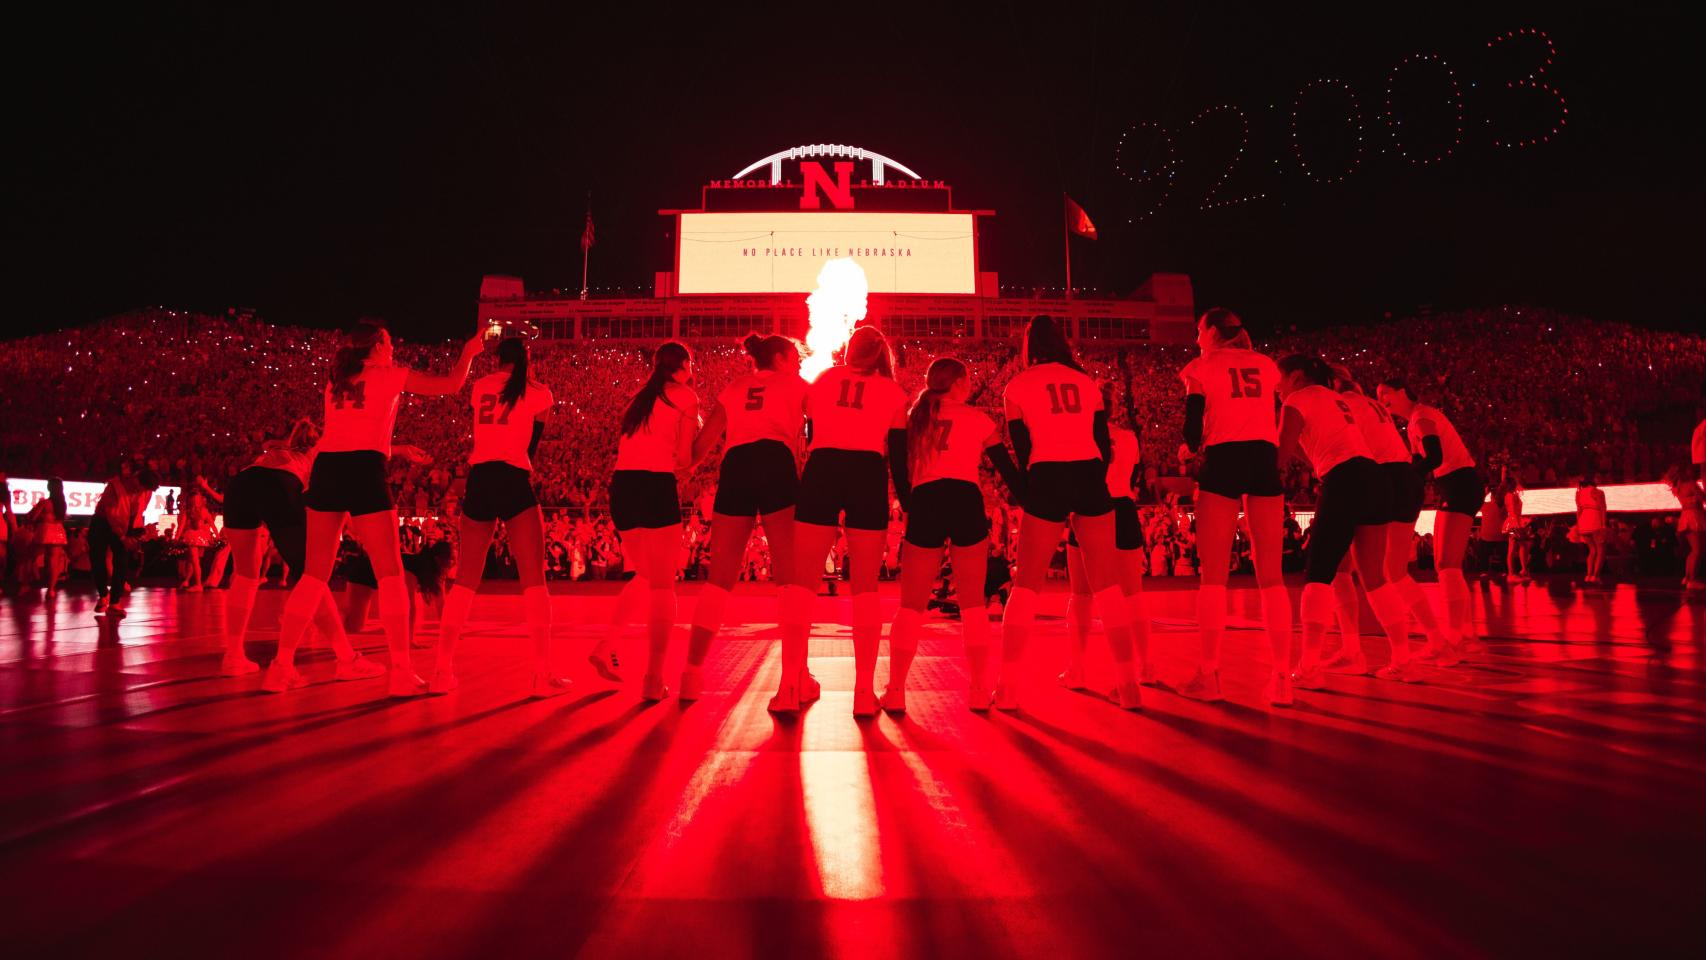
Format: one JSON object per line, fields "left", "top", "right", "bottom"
{"left": 714, "top": 440, "right": 798, "bottom": 517}
{"left": 463, "top": 461, "right": 538, "bottom": 522}
{"left": 1197, "top": 440, "right": 1284, "bottom": 500}
{"left": 797, "top": 448, "right": 889, "bottom": 531}
{"left": 1067, "top": 496, "right": 1142, "bottom": 551}
{"left": 224, "top": 466, "right": 303, "bottom": 531}
{"left": 1436, "top": 466, "right": 1487, "bottom": 516}
{"left": 1305, "top": 457, "right": 1390, "bottom": 584}
{"left": 1023, "top": 459, "right": 1113, "bottom": 524}
{"left": 905, "top": 479, "right": 990, "bottom": 548}
{"left": 305, "top": 451, "right": 393, "bottom": 516}
{"left": 1383, "top": 460, "right": 1425, "bottom": 525}
{"left": 609, "top": 470, "right": 679, "bottom": 531}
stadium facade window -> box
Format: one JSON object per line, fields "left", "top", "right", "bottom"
{"left": 582, "top": 317, "right": 670, "bottom": 339}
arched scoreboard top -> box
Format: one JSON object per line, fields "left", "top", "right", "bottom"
{"left": 730, "top": 144, "right": 924, "bottom": 185}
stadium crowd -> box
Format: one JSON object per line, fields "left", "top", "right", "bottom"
{"left": 4, "top": 306, "right": 1703, "bottom": 586}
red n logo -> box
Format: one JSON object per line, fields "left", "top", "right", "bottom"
{"left": 799, "top": 161, "right": 854, "bottom": 210}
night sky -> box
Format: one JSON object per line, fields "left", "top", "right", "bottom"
{"left": 9, "top": 3, "right": 1701, "bottom": 340}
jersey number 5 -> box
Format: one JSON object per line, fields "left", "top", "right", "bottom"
{"left": 1227, "top": 368, "right": 1262, "bottom": 398}
{"left": 477, "top": 394, "right": 512, "bottom": 425}
{"left": 745, "top": 386, "right": 765, "bottom": 410}
{"left": 836, "top": 380, "right": 866, "bottom": 410}
{"left": 332, "top": 381, "right": 366, "bottom": 411}
{"left": 1045, "top": 383, "right": 1082, "bottom": 414}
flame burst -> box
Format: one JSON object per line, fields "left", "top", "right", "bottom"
{"left": 800, "top": 258, "right": 869, "bottom": 382}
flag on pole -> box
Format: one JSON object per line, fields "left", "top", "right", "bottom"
{"left": 1064, "top": 195, "right": 1097, "bottom": 240}
{"left": 580, "top": 211, "right": 595, "bottom": 252}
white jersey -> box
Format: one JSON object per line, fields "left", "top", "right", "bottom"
{"left": 469, "top": 372, "right": 553, "bottom": 471}
{"left": 1692, "top": 418, "right": 1706, "bottom": 467}
{"left": 1004, "top": 363, "right": 1105, "bottom": 463}
{"left": 720, "top": 370, "right": 808, "bottom": 449}
{"left": 1182, "top": 347, "right": 1280, "bottom": 446}
{"left": 250, "top": 446, "right": 316, "bottom": 486}
{"left": 913, "top": 400, "right": 999, "bottom": 486}
{"left": 615, "top": 383, "right": 698, "bottom": 473}
{"left": 319, "top": 363, "right": 409, "bottom": 455}
{"left": 1340, "top": 391, "right": 1410, "bottom": 465}
{"left": 1106, "top": 427, "right": 1139, "bottom": 498}
{"left": 1283, "top": 384, "right": 1374, "bottom": 477}
{"left": 1406, "top": 403, "right": 1476, "bottom": 476}
{"left": 805, "top": 366, "right": 908, "bottom": 454}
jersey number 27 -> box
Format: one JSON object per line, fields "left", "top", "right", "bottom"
{"left": 477, "top": 394, "right": 512, "bottom": 425}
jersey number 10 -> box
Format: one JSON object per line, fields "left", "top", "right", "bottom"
{"left": 1045, "top": 383, "right": 1082, "bottom": 414}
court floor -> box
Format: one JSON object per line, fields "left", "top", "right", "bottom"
{"left": 2, "top": 576, "right": 1703, "bottom": 958}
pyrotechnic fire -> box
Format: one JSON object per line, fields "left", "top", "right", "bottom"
{"left": 800, "top": 257, "right": 868, "bottom": 381}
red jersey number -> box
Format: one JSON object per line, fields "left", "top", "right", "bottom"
{"left": 477, "top": 394, "right": 512, "bottom": 426}
{"left": 1227, "top": 368, "right": 1263, "bottom": 398}
{"left": 836, "top": 379, "right": 866, "bottom": 410}
{"left": 745, "top": 386, "right": 765, "bottom": 411}
{"left": 1044, "top": 383, "right": 1082, "bottom": 414}
{"left": 332, "top": 380, "right": 366, "bottom": 410}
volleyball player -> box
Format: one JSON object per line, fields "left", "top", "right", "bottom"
{"left": 1061, "top": 384, "right": 1154, "bottom": 694}
{"left": 772, "top": 326, "right": 907, "bottom": 716}
{"left": 884, "top": 357, "right": 1024, "bottom": 712}
{"left": 1326, "top": 364, "right": 1445, "bottom": 681}
{"left": 433, "top": 335, "right": 571, "bottom": 697}
{"left": 220, "top": 417, "right": 383, "bottom": 680}
{"left": 1276, "top": 356, "right": 1399, "bottom": 693}
{"left": 998, "top": 315, "right": 1143, "bottom": 712}
{"left": 263, "top": 319, "right": 483, "bottom": 696}
{"left": 683, "top": 333, "right": 810, "bottom": 702}
{"left": 1377, "top": 380, "right": 1486, "bottom": 662}
{"left": 609, "top": 341, "right": 699, "bottom": 701}
{"left": 1175, "top": 309, "right": 1291, "bottom": 704}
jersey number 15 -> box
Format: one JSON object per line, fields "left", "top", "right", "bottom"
{"left": 1227, "top": 368, "right": 1263, "bottom": 399}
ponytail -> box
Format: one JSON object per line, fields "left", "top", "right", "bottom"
{"left": 1199, "top": 307, "right": 1254, "bottom": 350}
{"left": 845, "top": 325, "right": 895, "bottom": 379}
{"left": 907, "top": 358, "right": 968, "bottom": 468}
{"left": 742, "top": 331, "right": 800, "bottom": 371}
{"left": 1021, "top": 315, "right": 1085, "bottom": 372}
{"left": 497, "top": 336, "right": 529, "bottom": 410}
{"left": 620, "top": 341, "right": 692, "bottom": 437}
{"left": 332, "top": 319, "right": 387, "bottom": 394}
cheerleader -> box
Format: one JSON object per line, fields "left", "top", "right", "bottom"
{"left": 1502, "top": 477, "right": 1532, "bottom": 584}
{"left": 1326, "top": 364, "right": 1446, "bottom": 681}
{"left": 1575, "top": 477, "right": 1608, "bottom": 585}
{"left": 1665, "top": 465, "right": 1705, "bottom": 591}
{"left": 1061, "top": 384, "right": 1154, "bottom": 693}
{"left": 684, "top": 333, "right": 810, "bottom": 702}
{"left": 1175, "top": 309, "right": 1291, "bottom": 704}
{"left": 771, "top": 326, "right": 907, "bottom": 715}
{"left": 1377, "top": 380, "right": 1486, "bottom": 661}
{"left": 884, "top": 357, "right": 1024, "bottom": 712}
{"left": 175, "top": 488, "right": 217, "bottom": 591}
{"left": 997, "top": 315, "right": 1144, "bottom": 711}
{"left": 1275, "top": 356, "right": 1400, "bottom": 692}
{"left": 263, "top": 319, "right": 483, "bottom": 696}
{"left": 26, "top": 478, "right": 69, "bottom": 596}
{"left": 609, "top": 341, "right": 699, "bottom": 700}
{"left": 432, "top": 335, "right": 571, "bottom": 697}
{"left": 220, "top": 418, "right": 384, "bottom": 681}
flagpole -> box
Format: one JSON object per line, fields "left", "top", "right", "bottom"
{"left": 1062, "top": 192, "right": 1073, "bottom": 302}
{"left": 580, "top": 191, "right": 591, "bottom": 302}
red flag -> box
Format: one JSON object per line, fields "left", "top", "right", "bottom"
{"left": 580, "top": 211, "right": 595, "bottom": 252}
{"left": 1064, "top": 195, "right": 1097, "bottom": 240}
